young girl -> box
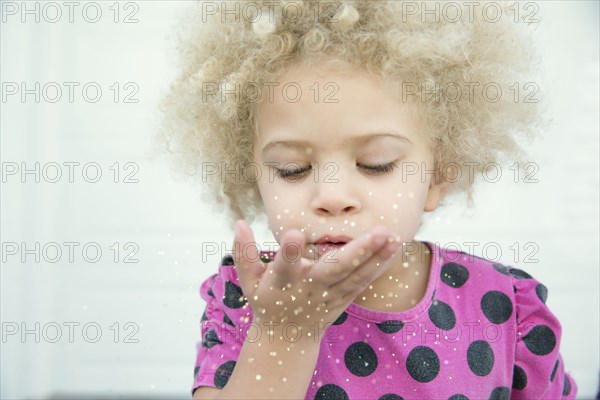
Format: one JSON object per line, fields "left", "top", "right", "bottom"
{"left": 160, "top": 1, "right": 578, "bottom": 398}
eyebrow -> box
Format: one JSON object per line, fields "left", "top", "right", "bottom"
{"left": 261, "top": 133, "right": 412, "bottom": 156}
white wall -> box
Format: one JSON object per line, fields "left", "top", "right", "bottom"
{"left": 1, "top": 1, "right": 598, "bottom": 398}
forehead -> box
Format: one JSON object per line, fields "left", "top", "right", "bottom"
{"left": 254, "top": 63, "right": 423, "bottom": 151}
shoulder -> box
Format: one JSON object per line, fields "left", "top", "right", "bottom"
{"left": 431, "top": 241, "right": 534, "bottom": 290}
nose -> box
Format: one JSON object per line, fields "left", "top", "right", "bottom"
{"left": 310, "top": 165, "right": 361, "bottom": 217}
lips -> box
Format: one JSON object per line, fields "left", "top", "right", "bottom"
{"left": 311, "top": 235, "right": 353, "bottom": 257}
{"left": 314, "top": 235, "right": 352, "bottom": 245}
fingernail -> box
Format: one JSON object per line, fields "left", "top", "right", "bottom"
{"left": 373, "top": 233, "right": 386, "bottom": 247}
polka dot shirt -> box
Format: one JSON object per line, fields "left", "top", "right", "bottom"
{"left": 192, "top": 241, "right": 577, "bottom": 399}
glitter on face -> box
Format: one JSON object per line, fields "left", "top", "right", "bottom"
{"left": 408, "top": 192, "right": 415, "bottom": 198}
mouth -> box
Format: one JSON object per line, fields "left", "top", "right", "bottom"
{"left": 309, "top": 235, "right": 352, "bottom": 257}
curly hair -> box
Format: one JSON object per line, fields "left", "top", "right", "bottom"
{"left": 158, "top": 0, "right": 547, "bottom": 226}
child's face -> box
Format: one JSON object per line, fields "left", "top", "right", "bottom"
{"left": 253, "top": 62, "right": 447, "bottom": 259}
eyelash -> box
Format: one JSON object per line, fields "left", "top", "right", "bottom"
{"left": 274, "top": 162, "right": 399, "bottom": 179}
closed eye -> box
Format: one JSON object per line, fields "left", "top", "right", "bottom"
{"left": 273, "top": 162, "right": 399, "bottom": 179}
{"left": 358, "top": 162, "right": 399, "bottom": 174}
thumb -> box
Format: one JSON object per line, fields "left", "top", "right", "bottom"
{"left": 232, "top": 220, "right": 263, "bottom": 295}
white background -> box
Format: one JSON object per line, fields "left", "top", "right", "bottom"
{"left": 1, "top": 1, "right": 598, "bottom": 398}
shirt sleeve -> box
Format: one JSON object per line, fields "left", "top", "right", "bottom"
{"left": 191, "top": 255, "right": 254, "bottom": 395}
{"left": 509, "top": 268, "right": 577, "bottom": 399}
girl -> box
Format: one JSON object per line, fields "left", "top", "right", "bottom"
{"left": 160, "top": 1, "right": 578, "bottom": 398}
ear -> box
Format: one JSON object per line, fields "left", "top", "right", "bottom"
{"left": 424, "top": 181, "right": 449, "bottom": 212}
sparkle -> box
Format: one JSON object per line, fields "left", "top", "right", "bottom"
{"left": 392, "top": 204, "right": 398, "bottom": 209}
{"left": 276, "top": 214, "right": 281, "bottom": 219}
{"left": 322, "top": 291, "right": 328, "bottom": 297}
{"left": 408, "top": 192, "right": 415, "bottom": 198}
{"left": 274, "top": 196, "right": 278, "bottom": 200}
{"left": 368, "top": 192, "right": 373, "bottom": 196}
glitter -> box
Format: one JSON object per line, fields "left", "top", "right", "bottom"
{"left": 294, "top": 307, "right": 304, "bottom": 315}
{"left": 392, "top": 204, "right": 398, "bottom": 209}
{"left": 276, "top": 214, "right": 281, "bottom": 219}
{"left": 319, "top": 217, "right": 326, "bottom": 224}
{"left": 270, "top": 351, "right": 277, "bottom": 357}
{"left": 279, "top": 360, "right": 284, "bottom": 365}
{"left": 344, "top": 219, "right": 348, "bottom": 224}
{"left": 397, "top": 192, "right": 402, "bottom": 197}
{"left": 290, "top": 295, "right": 296, "bottom": 301}
{"left": 402, "top": 262, "right": 409, "bottom": 268}
{"left": 408, "top": 192, "right": 415, "bottom": 198}
{"left": 352, "top": 258, "right": 360, "bottom": 266}
{"left": 274, "top": 196, "right": 278, "bottom": 200}
{"left": 300, "top": 211, "right": 305, "bottom": 216}
{"left": 322, "top": 291, "right": 328, "bottom": 297}
{"left": 305, "top": 147, "right": 313, "bottom": 155}
{"left": 284, "top": 209, "right": 289, "bottom": 214}
{"left": 380, "top": 215, "right": 384, "bottom": 220}
{"left": 358, "top": 248, "right": 365, "bottom": 255}
{"left": 368, "top": 192, "right": 372, "bottom": 196}
{"left": 253, "top": 295, "right": 259, "bottom": 300}
{"left": 350, "top": 221, "right": 356, "bottom": 227}
{"left": 361, "top": 296, "right": 366, "bottom": 301}
{"left": 282, "top": 376, "right": 287, "bottom": 382}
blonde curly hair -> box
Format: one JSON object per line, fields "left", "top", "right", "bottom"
{"left": 158, "top": 0, "right": 546, "bottom": 226}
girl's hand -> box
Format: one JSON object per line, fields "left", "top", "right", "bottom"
{"left": 232, "top": 219, "right": 401, "bottom": 335}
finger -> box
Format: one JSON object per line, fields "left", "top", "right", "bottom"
{"left": 232, "top": 220, "right": 263, "bottom": 296}
{"left": 332, "top": 239, "right": 404, "bottom": 302}
{"left": 309, "top": 226, "right": 398, "bottom": 286}
{"left": 269, "top": 229, "right": 310, "bottom": 289}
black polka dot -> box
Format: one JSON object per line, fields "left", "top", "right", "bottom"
{"left": 223, "top": 313, "right": 235, "bottom": 327}
{"left": 509, "top": 267, "right": 533, "bottom": 280}
{"left": 332, "top": 311, "right": 348, "bottom": 326}
{"left": 214, "top": 360, "right": 235, "bottom": 388}
{"left": 223, "top": 281, "right": 246, "bottom": 309}
{"left": 492, "top": 263, "right": 510, "bottom": 275}
{"left": 406, "top": 346, "right": 440, "bottom": 383}
{"left": 448, "top": 395, "right": 469, "bottom": 400}
{"left": 221, "top": 254, "right": 234, "bottom": 265}
{"left": 193, "top": 366, "right": 200, "bottom": 378}
{"left": 201, "top": 310, "right": 209, "bottom": 322}
{"left": 378, "top": 394, "right": 404, "bottom": 400}
{"left": 440, "top": 262, "right": 470, "bottom": 288}
{"left": 207, "top": 288, "right": 215, "bottom": 298}
{"left": 513, "top": 286, "right": 517, "bottom": 293}
{"left": 428, "top": 300, "right": 456, "bottom": 330}
{"left": 512, "top": 365, "right": 527, "bottom": 390}
{"left": 522, "top": 325, "right": 556, "bottom": 356}
{"left": 481, "top": 291, "right": 513, "bottom": 324}
{"left": 376, "top": 320, "right": 404, "bottom": 334}
{"left": 550, "top": 359, "right": 559, "bottom": 382}
{"left": 562, "top": 375, "right": 572, "bottom": 396}
{"left": 467, "top": 340, "right": 495, "bottom": 377}
{"left": 202, "top": 329, "right": 223, "bottom": 348}
{"left": 344, "top": 341, "right": 378, "bottom": 377}
{"left": 536, "top": 283, "right": 548, "bottom": 304}
{"left": 488, "top": 387, "right": 510, "bottom": 400}
{"left": 315, "top": 383, "right": 349, "bottom": 400}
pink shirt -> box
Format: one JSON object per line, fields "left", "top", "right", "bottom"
{"left": 192, "top": 241, "right": 577, "bottom": 399}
